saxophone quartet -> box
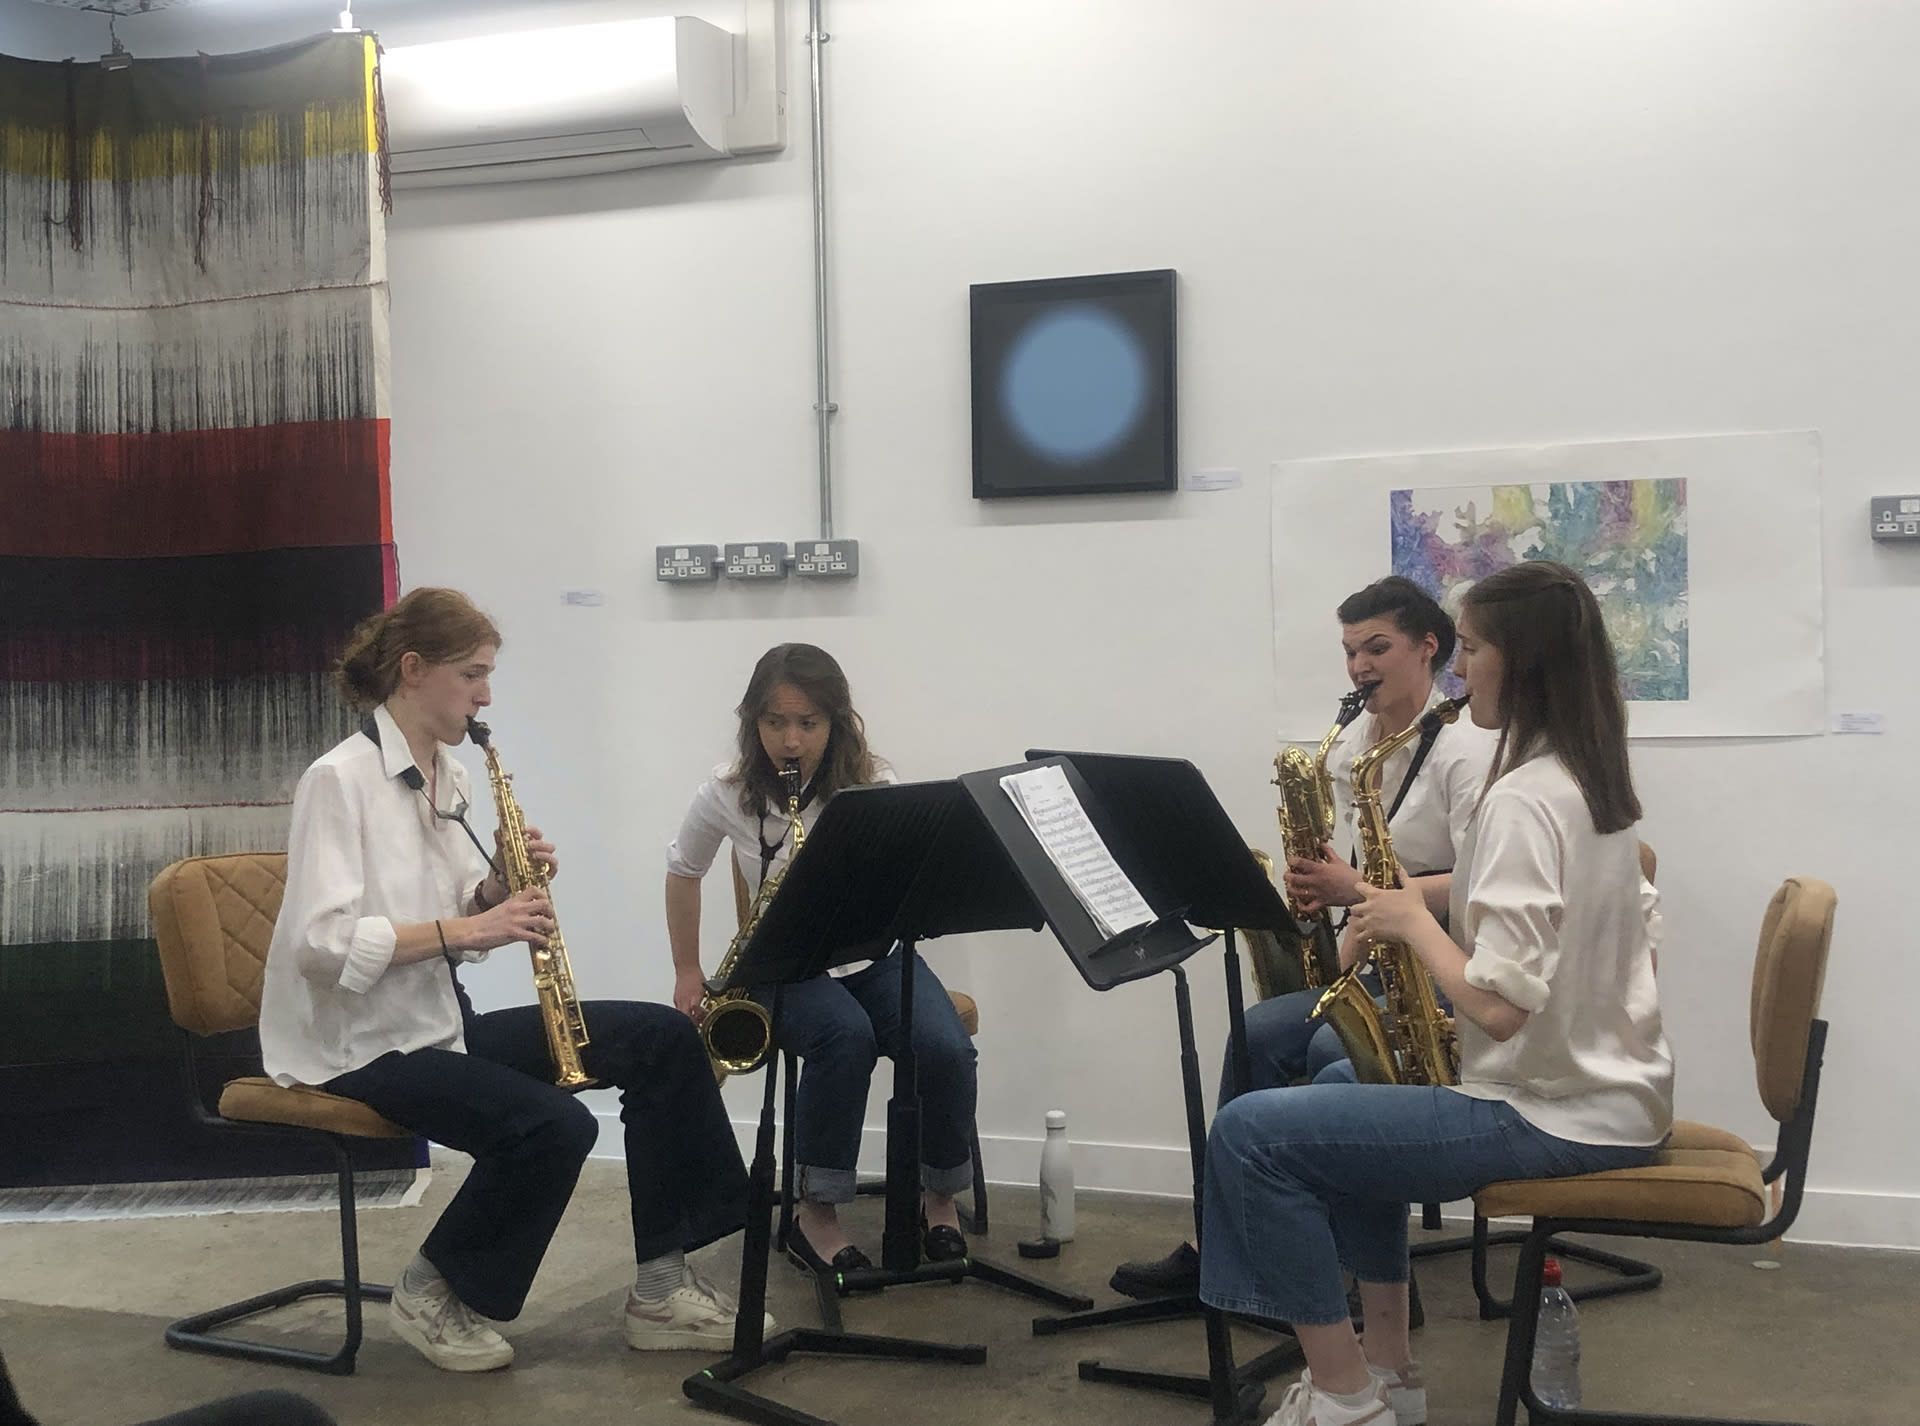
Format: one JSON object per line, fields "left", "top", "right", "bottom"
{"left": 469, "top": 717, "right": 596, "bottom": 1089}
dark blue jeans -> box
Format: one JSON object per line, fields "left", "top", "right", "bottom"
{"left": 325, "top": 998, "right": 748, "bottom": 1321}
{"left": 754, "top": 951, "right": 977, "bottom": 1203}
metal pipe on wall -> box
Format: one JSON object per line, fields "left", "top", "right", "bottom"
{"left": 807, "top": 0, "right": 836, "bottom": 540}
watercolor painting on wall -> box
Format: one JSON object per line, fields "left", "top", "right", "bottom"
{"left": 1389, "top": 478, "right": 1690, "bottom": 701}
{"left": 1271, "top": 433, "right": 1823, "bottom": 740}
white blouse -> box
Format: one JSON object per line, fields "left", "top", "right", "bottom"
{"left": 258, "top": 704, "right": 492, "bottom": 1088}
{"left": 1446, "top": 753, "right": 1674, "bottom": 1147}
{"left": 1323, "top": 685, "right": 1498, "bottom": 879}
{"left": 666, "top": 761, "right": 897, "bottom": 978}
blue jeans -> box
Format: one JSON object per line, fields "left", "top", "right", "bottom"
{"left": 754, "top": 950, "right": 977, "bottom": 1203}
{"left": 1220, "top": 982, "right": 1368, "bottom": 1103}
{"left": 1199, "top": 1083, "right": 1659, "bottom": 1326}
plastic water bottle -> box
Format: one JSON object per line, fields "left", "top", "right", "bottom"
{"left": 1530, "top": 1256, "right": 1582, "bottom": 1408}
{"left": 1038, "top": 1109, "right": 1075, "bottom": 1242}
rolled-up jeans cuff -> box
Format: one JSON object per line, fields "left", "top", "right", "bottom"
{"left": 922, "top": 1161, "right": 972, "bottom": 1197}
{"left": 796, "top": 1164, "right": 858, "bottom": 1205}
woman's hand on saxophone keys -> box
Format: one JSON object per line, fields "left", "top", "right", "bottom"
{"left": 492, "top": 824, "right": 559, "bottom": 880}
{"left": 1347, "top": 881, "right": 1432, "bottom": 945}
{"left": 674, "top": 967, "right": 710, "bottom": 1022}
{"left": 1284, "top": 843, "right": 1364, "bottom": 913}
{"left": 465, "top": 888, "right": 557, "bottom": 952}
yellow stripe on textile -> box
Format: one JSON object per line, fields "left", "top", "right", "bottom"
{"left": 0, "top": 95, "right": 374, "bottom": 181}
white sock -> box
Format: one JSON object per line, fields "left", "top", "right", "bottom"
{"left": 399, "top": 1252, "right": 443, "bottom": 1298}
{"left": 632, "top": 1250, "right": 685, "bottom": 1300}
{"left": 1319, "top": 1376, "right": 1389, "bottom": 1422}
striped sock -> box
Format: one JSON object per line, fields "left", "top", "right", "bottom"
{"left": 633, "top": 1251, "right": 686, "bottom": 1301}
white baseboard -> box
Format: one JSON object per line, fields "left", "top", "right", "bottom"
{"left": 589, "top": 1114, "right": 1920, "bottom": 1253}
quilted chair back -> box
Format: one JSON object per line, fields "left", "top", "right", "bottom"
{"left": 149, "top": 853, "right": 289, "bottom": 1036}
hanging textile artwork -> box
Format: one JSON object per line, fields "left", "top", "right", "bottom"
{"left": 0, "top": 34, "right": 416, "bottom": 1213}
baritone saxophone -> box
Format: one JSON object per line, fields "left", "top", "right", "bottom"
{"left": 469, "top": 718, "right": 595, "bottom": 1089}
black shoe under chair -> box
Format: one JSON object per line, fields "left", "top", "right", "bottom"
{"left": 1109, "top": 1240, "right": 1200, "bottom": 1300}
{"left": 921, "top": 1218, "right": 968, "bottom": 1263}
{"left": 784, "top": 1226, "right": 875, "bottom": 1280}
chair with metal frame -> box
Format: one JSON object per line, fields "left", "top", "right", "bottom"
{"left": 1474, "top": 874, "right": 1835, "bottom": 1426}
{"left": 147, "top": 852, "right": 408, "bottom": 1375}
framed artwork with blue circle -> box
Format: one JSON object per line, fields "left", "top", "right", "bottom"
{"left": 970, "top": 268, "right": 1177, "bottom": 499}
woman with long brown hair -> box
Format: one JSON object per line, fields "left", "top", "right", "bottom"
{"left": 666, "top": 643, "right": 978, "bottom": 1276}
{"left": 1197, "top": 562, "right": 1673, "bottom": 1426}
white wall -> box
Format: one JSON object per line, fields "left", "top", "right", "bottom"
{"left": 10, "top": 0, "right": 1918, "bottom": 1248}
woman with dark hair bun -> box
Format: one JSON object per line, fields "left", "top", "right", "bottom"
{"left": 1108, "top": 575, "right": 1496, "bottom": 1301}
{"left": 1196, "top": 561, "right": 1672, "bottom": 1426}
{"left": 666, "top": 643, "right": 979, "bottom": 1277}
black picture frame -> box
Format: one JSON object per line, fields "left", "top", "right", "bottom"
{"left": 969, "top": 268, "right": 1177, "bottom": 499}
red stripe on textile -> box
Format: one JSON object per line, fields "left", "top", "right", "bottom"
{"left": 2, "top": 630, "right": 346, "bottom": 682}
{"left": 0, "top": 420, "right": 389, "bottom": 558}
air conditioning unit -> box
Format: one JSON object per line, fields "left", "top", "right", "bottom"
{"left": 380, "top": 13, "right": 781, "bottom": 189}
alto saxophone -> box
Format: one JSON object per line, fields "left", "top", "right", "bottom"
{"left": 1252, "top": 684, "right": 1377, "bottom": 997}
{"left": 1309, "top": 696, "right": 1467, "bottom": 1086}
{"left": 469, "top": 718, "right": 595, "bottom": 1089}
{"left": 697, "top": 760, "right": 800, "bottom": 1083}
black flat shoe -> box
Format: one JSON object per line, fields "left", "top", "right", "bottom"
{"left": 921, "top": 1219, "right": 968, "bottom": 1263}
{"left": 1109, "top": 1240, "right": 1200, "bottom": 1300}
{"left": 785, "top": 1226, "right": 873, "bottom": 1278}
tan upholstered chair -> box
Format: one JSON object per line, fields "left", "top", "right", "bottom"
{"left": 729, "top": 860, "right": 989, "bottom": 1237}
{"left": 1474, "top": 876, "right": 1836, "bottom": 1426}
{"left": 148, "top": 852, "right": 407, "bottom": 1374}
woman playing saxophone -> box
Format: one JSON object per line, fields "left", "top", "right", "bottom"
{"left": 1197, "top": 561, "right": 1673, "bottom": 1426}
{"left": 258, "top": 588, "right": 756, "bottom": 1374}
{"left": 665, "top": 643, "right": 978, "bottom": 1277}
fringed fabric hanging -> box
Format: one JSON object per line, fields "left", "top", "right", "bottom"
{"left": 0, "top": 33, "right": 403, "bottom": 1205}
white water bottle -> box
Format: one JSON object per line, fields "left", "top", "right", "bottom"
{"left": 1038, "top": 1108, "right": 1075, "bottom": 1242}
{"left": 1530, "top": 1257, "right": 1582, "bottom": 1408}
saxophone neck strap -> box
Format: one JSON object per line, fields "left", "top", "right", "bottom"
{"left": 360, "top": 716, "right": 500, "bottom": 877}
{"left": 757, "top": 774, "right": 822, "bottom": 880}
{"left": 1385, "top": 718, "right": 1444, "bottom": 823}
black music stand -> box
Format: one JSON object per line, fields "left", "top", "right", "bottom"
{"left": 682, "top": 780, "right": 1086, "bottom": 1426}
{"left": 959, "top": 752, "right": 1305, "bottom": 1426}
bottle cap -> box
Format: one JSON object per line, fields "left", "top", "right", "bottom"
{"left": 1541, "top": 1256, "right": 1563, "bottom": 1287}
{"left": 1045, "top": 1109, "right": 1067, "bottom": 1130}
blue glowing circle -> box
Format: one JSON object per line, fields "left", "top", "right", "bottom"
{"left": 999, "top": 305, "right": 1148, "bottom": 465}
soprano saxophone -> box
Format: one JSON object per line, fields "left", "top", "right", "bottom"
{"left": 697, "top": 761, "right": 800, "bottom": 1083}
{"left": 1309, "top": 697, "right": 1466, "bottom": 1086}
{"left": 469, "top": 718, "right": 595, "bottom": 1089}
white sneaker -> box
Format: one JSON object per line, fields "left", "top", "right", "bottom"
{"left": 1369, "top": 1360, "right": 1426, "bottom": 1426}
{"left": 1259, "top": 1369, "right": 1397, "bottom": 1426}
{"left": 623, "top": 1265, "right": 775, "bottom": 1351}
{"left": 388, "top": 1277, "right": 514, "bottom": 1372}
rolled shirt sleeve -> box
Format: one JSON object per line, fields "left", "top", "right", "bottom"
{"left": 1459, "top": 791, "right": 1564, "bottom": 1015}
{"left": 285, "top": 763, "right": 398, "bottom": 994}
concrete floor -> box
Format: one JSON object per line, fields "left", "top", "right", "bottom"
{"left": 0, "top": 1154, "right": 1912, "bottom": 1426}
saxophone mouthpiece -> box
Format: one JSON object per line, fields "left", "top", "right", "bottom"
{"left": 466, "top": 717, "right": 491, "bottom": 747}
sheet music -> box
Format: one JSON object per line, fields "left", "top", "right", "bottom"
{"left": 999, "top": 765, "right": 1156, "bottom": 940}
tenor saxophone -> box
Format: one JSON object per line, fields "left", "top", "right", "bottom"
{"left": 1309, "top": 697, "right": 1467, "bottom": 1086}
{"left": 697, "top": 761, "right": 801, "bottom": 1083}
{"left": 469, "top": 718, "right": 595, "bottom": 1089}
{"left": 1252, "top": 683, "right": 1378, "bottom": 996}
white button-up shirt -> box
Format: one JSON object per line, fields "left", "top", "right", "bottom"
{"left": 259, "top": 705, "right": 492, "bottom": 1087}
{"left": 1447, "top": 753, "right": 1674, "bottom": 1147}
{"left": 1324, "top": 685, "right": 1498, "bottom": 879}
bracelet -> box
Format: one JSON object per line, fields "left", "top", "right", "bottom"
{"left": 473, "top": 877, "right": 498, "bottom": 911}
{"left": 435, "top": 919, "right": 450, "bottom": 956}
